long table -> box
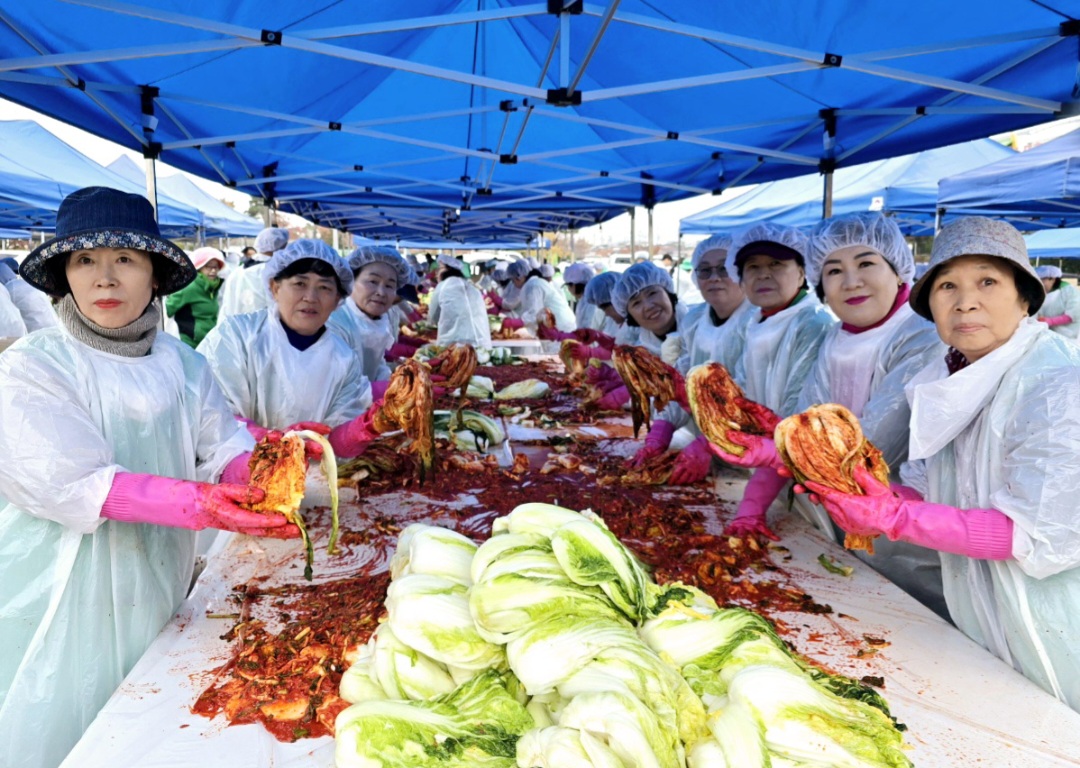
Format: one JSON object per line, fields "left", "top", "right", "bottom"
{"left": 62, "top": 418, "right": 1080, "bottom": 767}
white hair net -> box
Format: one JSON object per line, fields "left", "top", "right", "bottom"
{"left": 539, "top": 263, "right": 555, "bottom": 279}
{"left": 527, "top": 257, "right": 541, "bottom": 270}
{"left": 583, "top": 271, "right": 620, "bottom": 308}
{"left": 265, "top": 238, "right": 354, "bottom": 297}
{"left": 507, "top": 259, "right": 532, "bottom": 281}
{"left": 254, "top": 227, "right": 289, "bottom": 254}
{"left": 611, "top": 261, "right": 674, "bottom": 318}
{"left": 347, "top": 244, "right": 412, "bottom": 286}
{"left": 690, "top": 234, "right": 733, "bottom": 289}
{"left": 725, "top": 223, "right": 809, "bottom": 284}
{"left": 436, "top": 253, "right": 469, "bottom": 276}
{"left": 492, "top": 264, "right": 509, "bottom": 282}
{"left": 563, "top": 262, "right": 595, "bottom": 285}
{"left": 1035, "top": 265, "right": 1063, "bottom": 279}
{"left": 806, "top": 212, "right": 915, "bottom": 288}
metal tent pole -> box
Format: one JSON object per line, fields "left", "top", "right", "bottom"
{"left": 822, "top": 170, "right": 834, "bottom": 219}
{"left": 144, "top": 156, "right": 159, "bottom": 217}
{"left": 629, "top": 208, "right": 636, "bottom": 258}
{"left": 647, "top": 207, "right": 654, "bottom": 258}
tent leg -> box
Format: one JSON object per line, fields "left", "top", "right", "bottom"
{"left": 822, "top": 171, "right": 834, "bottom": 219}
{"left": 934, "top": 208, "right": 943, "bottom": 235}
{"left": 647, "top": 207, "right": 654, "bottom": 258}
{"left": 144, "top": 157, "right": 159, "bottom": 218}
{"left": 629, "top": 208, "right": 636, "bottom": 259}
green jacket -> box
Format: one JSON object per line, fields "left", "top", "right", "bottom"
{"left": 166, "top": 273, "right": 222, "bottom": 348}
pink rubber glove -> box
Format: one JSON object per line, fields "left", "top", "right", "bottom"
{"left": 397, "top": 333, "right": 426, "bottom": 349}
{"left": 487, "top": 306, "right": 501, "bottom": 316}
{"left": 237, "top": 415, "right": 268, "bottom": 441}
{"left": 586, "top": 364, "right": 623, "bottom": 391}
{"left": 572, "top": 328, "right": 615, "bottom": 349}
{"left": 585, "top": 345, "right": 613, "bottom": 361}
{"left": 800, "top": 465, "right": 1014, "bottom": 559}
{"left": 628, "top": 420, "right": 676, "bottom": 468}
{"left": 101, "top": 473, "right": 299, "bottom": 538}
{"left": 669, "top": 435, "right": 713, "bottom": 485}
{"left": 385, "top": 343, "right": 417, "bottom": 360}
{"left": 1041, "top": 313, "right": 1073, "bottom": 327}
{"left": 501, "top": 317, "right": 525, "bottom": 332}
{"left": 284, "top": 421, "right": 331, "bottom": 461}
{"left": 706, "top": 430, "right": 783, "bottom": 470}
{"left": 538, "top": 324, "right": 574, "bottom": 341}
{"left": 486, "top": 291, "right": 504, "bottom": 310}
{"left": 328, "top": 400, "right": 386, "bottom": 458}
{"left": 595, "top": 385, "right": 630, "bottom": 410}
{"left": 722, "top": 466, "right": 787, "bottom": 541}
{"left": 372, "top": 380, "right": 389, "bottom": 400}
{"left": 569, "top": 342, "right": 604, "bottom": 362}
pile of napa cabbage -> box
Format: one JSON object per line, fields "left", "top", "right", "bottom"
{"left": 334, "top": 504, "right": 911, "bottom": 768}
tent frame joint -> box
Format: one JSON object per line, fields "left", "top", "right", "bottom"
{"left": 822, "top": 52, "right": 842, "bottom": 67}
{"left": 547, "top": 0, "right": 583, "bottom": 15}
{"left": 546, "top": 87, "right": 582, "bottom": 106}
{"left": 261, "top": 29, "right": 282, "bottom": 45}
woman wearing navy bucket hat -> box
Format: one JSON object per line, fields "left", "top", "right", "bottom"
{"left": 0, "top": 187, "right": 300, "bottom": 768}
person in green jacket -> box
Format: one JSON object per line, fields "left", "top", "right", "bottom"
{"left": 166, "top": 247, "right": 224, "bottom": 348}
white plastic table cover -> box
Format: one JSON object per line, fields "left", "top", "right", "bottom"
{"left": 62, "top": 438, "right": 1080, "bottom": 768}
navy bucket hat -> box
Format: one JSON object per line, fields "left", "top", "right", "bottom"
{"left": 20, "top": 186, "right": 195, "bottom": 295}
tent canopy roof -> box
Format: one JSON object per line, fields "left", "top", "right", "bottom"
{"left": 939, "top": 126, "right": 1080, "bottom": 228}
{"left": 680, "top": 138, "right": 1014, "bottom": 235}
{"left": 0, "top": 2, "right": 1077, "bottom": 241}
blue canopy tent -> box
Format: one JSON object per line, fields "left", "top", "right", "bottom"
{"left": 939, "top": 126, "right": 1080, "bottom": 229}
{"left": 352, "top": 234, "right": 550, "bottom": 250}
{"left": 0, "top": 3, "right": 1077, "bottom": 242}
{"left": 680, "top": 138, "right": 1014, "bottom": 235}
{"left": 0, "top": 119, "right": 203, "bottom": 235}
{"left": 0, "top": 227, "right": 31, "bottom": 239}
{"left": 1024, "top": 227, "right": 1080, "bottom": 260}
{"left": 107, "top": 155, "right": 263, "bottom": 237}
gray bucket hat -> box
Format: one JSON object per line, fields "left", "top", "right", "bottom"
{"left": 910, "top": 217, "right": 1044, "bottom": 320}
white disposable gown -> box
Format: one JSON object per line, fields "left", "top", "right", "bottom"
{"left": 574, "top": 298, "right": 606, "bottom": 332}
{"left": 0, "top": 328, "right": 252, "bottom": 768}
{"left": 796, "top": 303, "right": 948, "bottom": 616}
{"left": 904, "top": 318, "right": 1080, "bottom": 710}
{"left": 327, "top": 299, "right": 394, "bottom": 382}
{"left": 734, "top": 294, "right": 835, "bottom": 418}
{"left": 5, "top": 278, "right": 57, "bottom": 331}
{"left": 218, "top": 261, "right": 271, "bottom": 317}
{"left": 198, "top": 307, "right": 372, "bottom": 429}
{"left": 429, "top": 276, "right": 492, "bottom": 348}
{"left": 0, "top": 282, "right": 26, "bottom": 337}
{"left": 1040, "top": 283, "right": 1080, "bottom": 340}
{"left": 517, "top": 276, "right": 576, "bottom": 353}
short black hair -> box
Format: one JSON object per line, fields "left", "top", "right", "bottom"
{"left": 625, "top": 291, "right": 678, "bottom": 328}
{"left": 272, "top": 257, "right": 346, "bottom": 296}
{"left": 46, "top": 250, "right": 173, "bottom": 299}
{"left": 1052, "top": 276, "right": 1064, "bottom": 292}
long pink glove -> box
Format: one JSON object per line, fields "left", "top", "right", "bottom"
{"left": 385, "top": 343, "right": 417, "bottom": 360}
{"left": 538, "top": 324, "right": 574, "bottom": 341}
{"left": 571, "top": 343, "right": 612, "bottom": 362}
{"left": 586, "top": 364, "right": 623, "bottom": 392}
{"left": 1041, "top": 313, "right": 1073, "bottom": 327}
{"left": 486, "top": 291, "right": 504, "bottom": 310}
{"left": 237, "top": 415, "right": 268, "bottom": 441}
{"left": 572, "top": 328, "right": 615, "bottom": 349}
{"left": 669, "top": 435, "right": 713, "bottom": 484}
{"left": 723, "top": 467, "right": 788, "bottom": 541}
{"left": 628, "top": 420, "right": 675, "bottom": 468}
{"left": 595, "top": 385, "right": 630, "bottom": 410}
{"left": 101, "top": 473, "right": 299, "bottom": 538}
{"left": 799, "top": 465, "right": 1014, "bottom": 559}
{"left": 706, "top": 431, "right": 783, "bottom": 470}
{"left": 396, "top": 333, "right": 426, "bottom": 348}
{"left": 328, "top": 400, "right": 386, "bottom": 458}
{"left": 501, "top": 317, "right": 525, "bottom": 332}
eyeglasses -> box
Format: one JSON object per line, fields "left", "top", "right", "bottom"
{"left": 694, "top": 266, "right": 728, "bottom": 279}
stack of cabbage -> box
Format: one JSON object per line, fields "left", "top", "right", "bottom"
{"left": 335, "top": 504, "right": 912, "bottom": 768}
